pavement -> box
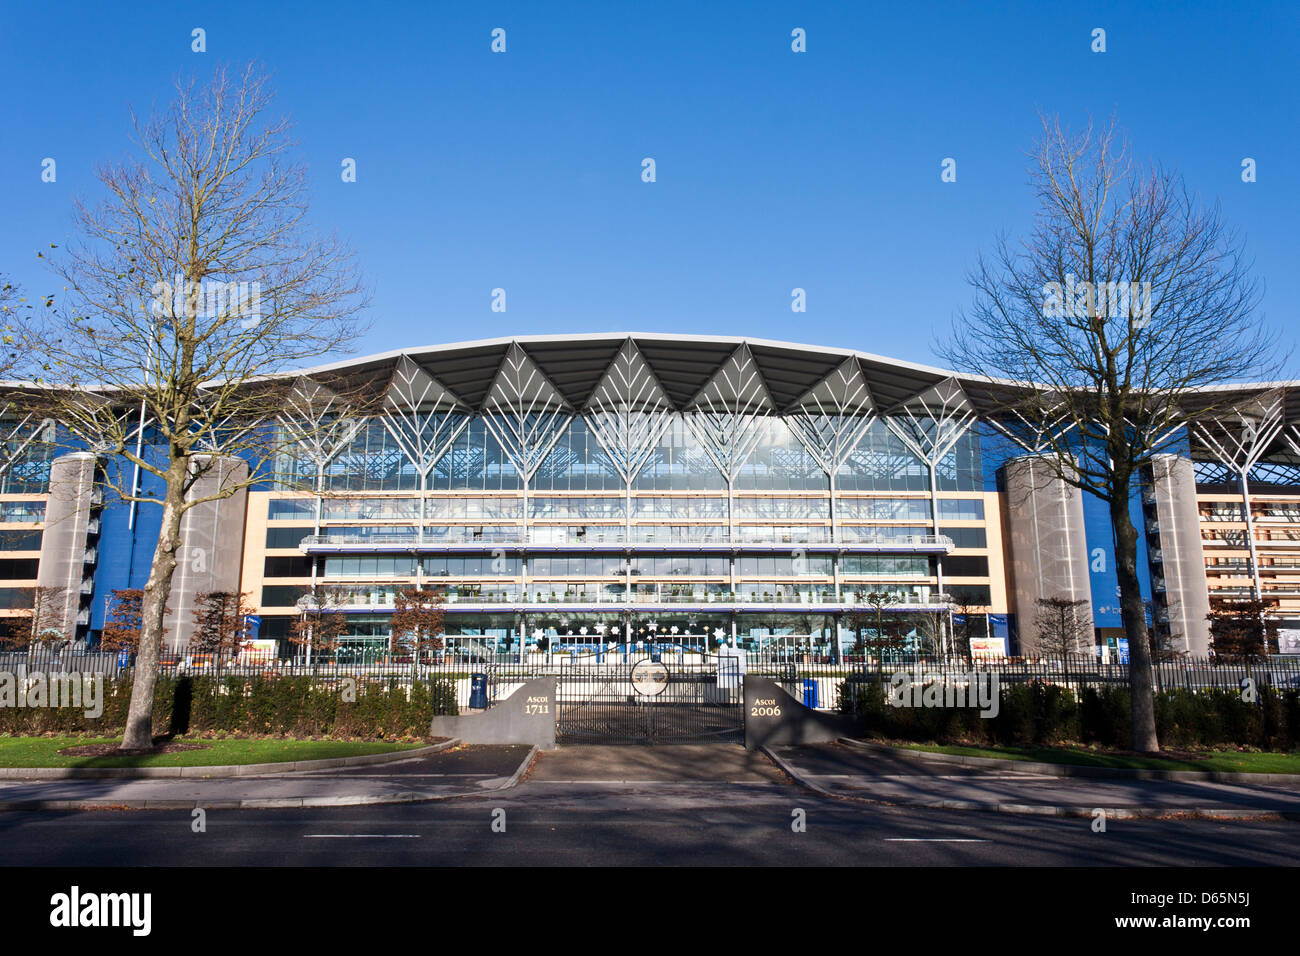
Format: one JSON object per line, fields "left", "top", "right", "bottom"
{"left": 0, "top": 739, "right": 1296, "bottom": 821}
{"left": 525, "top": 744, "right": 786, "bottom": 783}
{"left": 0, "top": 744, "right": 536, "bottom": 809}
{"left": 0, "top": 744, "right": 1295, "bottom": 865}
{"left": 767, "top": 741, "right": 1300, "bottom": 819}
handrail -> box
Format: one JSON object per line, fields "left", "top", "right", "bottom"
{"left": 299, "top": 532, "right": 955, "bottom": 549}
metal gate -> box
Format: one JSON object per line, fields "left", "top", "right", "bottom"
{"left": 556, "top": 653, "right": 743, "bottom": 744}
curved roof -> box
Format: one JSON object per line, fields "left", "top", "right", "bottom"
{"left": 301, "top": 332, "right": 986, "bottom": 414}
{"left": 298, "top": 332, "right": 1300, "bottom": 422}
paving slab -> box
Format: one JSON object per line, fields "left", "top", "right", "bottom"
{"left": 770, "top": 741, "right": 1300, "bottom": 819}
{"left": 528, "top": 744, "right": 786, "bottom": 783}
{"left": 0, "top": 744, "right": 536, "bottom": 810}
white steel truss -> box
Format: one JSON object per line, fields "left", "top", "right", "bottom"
{"left": 187, "top": 384, "right": 267, "bottom": 458}
{"left": 786, "top": 357, "right": 877, "bottom": 474}
{"left": 786, "top": 357, "right": 878, "bottom": 548}
{"left": 481, "top": 342, "right": 572, "bottom": 482}
{"left": 275, "top": 378, "right": 366, "bottom": 475}
{"left": 379, "top": 355, "right": 472, "bottom": 478}
{"left": 1285, "top": 423, "right": 1300, "bottom": 461}
{"left": 583, "top": 339, "right": 675, "bottom": 484}
{"left": 884, "top": 377, "right": 977, "bottom": 601}
{"left": 984, "top": 393, "right": 1079, "bottom": 456}
{"left": 1192, "top": 388, "right": 1286, "bottom": 601}
{"left": 274, "top": 378, "right": 368, "bottom": 589}
{"left": 683, "top": 343, "right": 775, "bottom": 482}
{"left": 1194, "top": 388, "right": 1287, "bottom": 474}
{"left": 0, "top": 409, "right": 53, "bottom": 482}
{"left": 885, "top": 377, "right": 977, "bottom": 466}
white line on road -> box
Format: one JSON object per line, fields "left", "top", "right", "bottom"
{"left": 812, "top": 773, "right": 1058, "bottom": 781}
{"left": 303, "top": 834, "right": 422, "bottom": 839}
{"left": 883, "top": 838, "right": 991, "bottom": 843}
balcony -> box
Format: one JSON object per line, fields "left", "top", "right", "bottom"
{"left": 309, "top": 581, "right": 950, "bottom": 612}
{"left": 300, "top": 531, "right": 954, "bottom": 555}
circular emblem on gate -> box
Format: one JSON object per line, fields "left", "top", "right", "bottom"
{"left": 630, "top": 659, "right": 669, "bottom": 696}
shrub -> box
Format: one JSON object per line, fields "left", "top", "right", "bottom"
{"left": 837, "top": 677, "right": 1300, "bottom": 751}
{"left": 0, "top": 674, "right": 459, "bottom": 738}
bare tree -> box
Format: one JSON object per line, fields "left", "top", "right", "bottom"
{"left": 1207, "top": 597, "right": 1276, "bottom": 665}
{"left": 30, "top": 585, "right": 71, "bottom": 649}
{"left": 191, "top": 590, "right": 254, "bottom": 677}
{"left": 847, "top": 591, "right": 907, "bottom": 677}
{"left": 12, "top": 64, "right": 368, "bottom": 750}
{"left": 389, "top": 586, "right": 446, "bottom": 676}
{"left": 1144, "top": 598, "right": 1188, "bottom": 664}
{"left": 942, "top": 113, "right": 1281, "bottom": 751}
{"left": 0, "top": 273, "right": 30, "bottom": 374}
{"left": 288, "top": 584, "right": 349, "bottom": 664}
{"left": 0, "top": 614, "right": 31, "bottom": 651}
{"left": 1032, "top": 596, "right": 1093, "bottom": 660}
{"left": 914, "top": 600, "right": 953, "bottom": 658}
{"left": 100, "top": 588, "right": 165, "bottom": 655}
{"left": 949, "top": 597, "right": 986, "bottom": 659}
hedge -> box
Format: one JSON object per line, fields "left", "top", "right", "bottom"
{"left": 839, "top": 679, "right": 1300, "bottom": 750}
{"left": 0, "top": 675, "right": 458, "bottom": 738}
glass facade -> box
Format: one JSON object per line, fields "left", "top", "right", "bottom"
{"left": 250, "top": 363, "right": 1001, "bottom": 655}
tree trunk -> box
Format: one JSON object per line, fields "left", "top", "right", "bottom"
{"left": 121, "top": 474, "right": 186, "bottom": 750}
{"left": 1110, "top": 494, "right": 1160, "bottom": 752}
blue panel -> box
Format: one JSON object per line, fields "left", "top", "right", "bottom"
{"left": 89, "top": 450, "right": 165, "bottom": 633}
{"left": 1082, "top": 486, "right": 1152, "bottom": 627}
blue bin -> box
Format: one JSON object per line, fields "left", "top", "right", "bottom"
{"left": 802, "top": 678, "right": 818, "bottom": 709}
{"left": 469, "top": 673, "right": 489, "bottom": 709}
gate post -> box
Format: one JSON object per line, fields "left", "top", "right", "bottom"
{"left": 743, "top": 676, "right": 859, "bottom": 750}
{"left": 430, "top": 676, "right": 557, "bottom": 748}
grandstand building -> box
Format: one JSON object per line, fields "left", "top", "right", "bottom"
{"left": 2, "top": 334, "right": 1298, "bottom": 658}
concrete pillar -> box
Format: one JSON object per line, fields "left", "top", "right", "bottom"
{"left": 1003, "top": 455, "right": 1094, "bottom": 652}
{"left": 35, "top": 452, "right": 98, "bottom": 642}
{"left": 1147, "top": 454, "right": 1211, "bottom": 656}
{"left": 165, "top": 455, "right": 250, "bottom": 651}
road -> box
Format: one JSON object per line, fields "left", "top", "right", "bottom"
{"left": 0, "top": 743, "right": 1293, "bottom": 866}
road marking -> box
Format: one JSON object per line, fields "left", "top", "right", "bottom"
{"left": 883, "top": 838, "right": 991, "bottom": 843}
{"left": 303, "top": 834, "right": 421, "bottom": 839}
{"left": 811, "top": 773, "right": 1057, "bottom": 781}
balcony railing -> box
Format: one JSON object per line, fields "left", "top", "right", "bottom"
{"left": 302, "top": 531, "right": 953, "bottom": 551}
{"left": 310, "top": 582, "right": 946, "bottom": 610}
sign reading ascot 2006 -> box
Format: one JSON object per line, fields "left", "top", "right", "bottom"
{"left": 0, "top": 672, "right": 103, "bottom": 718}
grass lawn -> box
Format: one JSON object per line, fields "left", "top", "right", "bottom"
{"left": 0, "top": 736, "right": 430, "bottom": 769}
{"left": 880, "top": 742, "right": 1300, "bottom": 774}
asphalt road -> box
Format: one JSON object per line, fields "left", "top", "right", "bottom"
{"left": 772, "top": 742, "right": 1300, "bottom": 812}
{"left": 0, "top": 777, "right": 1293, "bottom": 866}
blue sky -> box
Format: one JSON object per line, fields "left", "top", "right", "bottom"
{"left": 1, "top": 0, "right": 1296, "bottom": 370}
